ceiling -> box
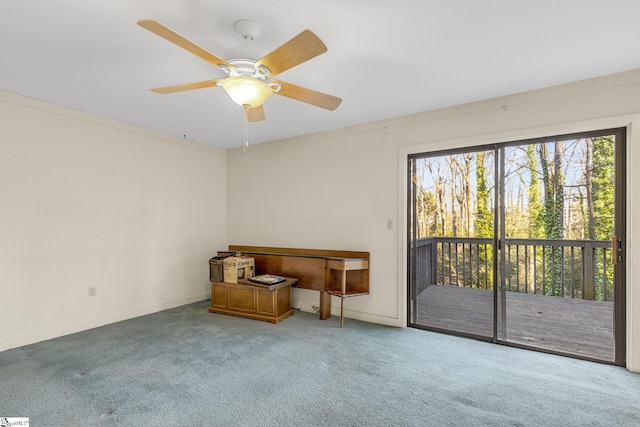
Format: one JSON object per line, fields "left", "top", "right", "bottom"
{"left": 2, "top": 1, "right": 640, "bottom": 149}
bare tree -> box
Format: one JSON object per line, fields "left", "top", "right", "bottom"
{"left": 585, "top": 138, "right": 595, "bottom": 239}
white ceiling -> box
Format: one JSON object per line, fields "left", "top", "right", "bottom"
{"left": 2, "top": 1, "right": 640, "bottom": 149}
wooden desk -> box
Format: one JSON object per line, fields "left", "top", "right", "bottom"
{"left": 228, "top": 246, "right": 369, "bottom": 325}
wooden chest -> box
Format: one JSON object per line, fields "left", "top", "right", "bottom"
{"left": 208, "top": 278, "right": 296, "bottom": 324}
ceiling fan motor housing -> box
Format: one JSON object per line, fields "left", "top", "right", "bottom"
{"left": 234, "top": 19, "right": 261, "bottom": 40}
{"left": 221, "top": 19, "right": 273, "bottom": 83}
{"left": 222, "top": 19, "right": 262, "bottom": 64}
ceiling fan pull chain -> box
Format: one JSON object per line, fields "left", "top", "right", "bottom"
{"left": 243, "top": 105, "right": 250, "bottom": 152}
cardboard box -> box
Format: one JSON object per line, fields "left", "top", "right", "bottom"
{"left": 223, "top": 256, "right": 255, "bottom": 283}
{"left": 209, "top": 255, "right": 232, "bottom": 282}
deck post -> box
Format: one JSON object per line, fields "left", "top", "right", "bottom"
{"left": 583, "top": 242, "right": 594, "bottom": 300}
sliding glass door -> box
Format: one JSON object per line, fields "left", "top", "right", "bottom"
{"left": 408, "top": 128, "right": 626, "bottom": 365}
{"left": 408, "top": 147, "right": 497, "bottom": 339}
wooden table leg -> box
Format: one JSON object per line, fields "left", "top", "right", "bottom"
{"left": 319, "top": 291, "right": 331, "bottom": 320}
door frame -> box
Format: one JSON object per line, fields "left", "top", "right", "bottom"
{"left": 399, "top": 119, "right": 630, "bottom": 367}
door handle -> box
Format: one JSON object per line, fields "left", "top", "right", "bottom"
{"left": 611, "top": 236, "right": 621, "bottom": 265}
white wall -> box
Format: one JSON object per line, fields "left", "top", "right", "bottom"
{"left": 0, "top": 91, "right": 227, "bottom": 351}
{"left": 227, "top": 69, "right": 640, "bottom": 372}
{"left": 226, "top": 129, "right": 401, "bottom": 324}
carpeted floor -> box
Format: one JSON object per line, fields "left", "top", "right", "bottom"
{"left": 1, "top": 300, "right": 639, "bottom": 426}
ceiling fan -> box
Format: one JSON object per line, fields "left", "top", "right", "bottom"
{"left": 137, "top": 19, "right": 342, "bottom": 126}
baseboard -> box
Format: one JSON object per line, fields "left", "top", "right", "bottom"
{"left": 0, "top": 293, "right": 210, "bottom": 352}
{"left": 292, "top": 300, "right": 403, "bottom": 327}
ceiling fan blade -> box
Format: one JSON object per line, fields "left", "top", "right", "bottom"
{"left": 272, "top": 80, "right": 342, "bottom": 111}
{"left": 255, "top": 30, "right": 327, "bottom": 78}
{"left": 150, "top": 80, "right": 219, "bottom": 94}
{"left": 137, "top": 20, "right": 232, "bottom": 69}
{"left": 247, "top": 105, "right": 266, "bottom": 122}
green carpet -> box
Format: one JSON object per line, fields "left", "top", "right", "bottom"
{"left": 1, "top": 300, "right": 639, "bottom": 426}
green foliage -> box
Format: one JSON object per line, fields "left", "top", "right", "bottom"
{"left": 537, "top": 144, "right": 555, "bottom": 239}
{"left": 526, "top": 144, "right": 544, "bottom": 238}
{"left": 475, "top": 151, "right": 493, "bottom": 238}
{"left": 591, "top": 136, "right": 615, "bottom": 240}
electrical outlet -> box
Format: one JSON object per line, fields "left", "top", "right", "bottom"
{"left": 298, "top": 302, "right": 319, "bottom": 314}
{"left": 88, "top": 286, "right": 97, "bottom": 297}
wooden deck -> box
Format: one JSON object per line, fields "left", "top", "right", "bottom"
{"left": 415, "top": 284, "right": 615, "bottom": 362}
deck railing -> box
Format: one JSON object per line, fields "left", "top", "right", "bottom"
{"left": 412, "top": 237, "right": 613, "bottom": 302}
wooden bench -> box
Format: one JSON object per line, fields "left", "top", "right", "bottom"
{"left": 228, "top": 245, "right": 370, "bottom": 327}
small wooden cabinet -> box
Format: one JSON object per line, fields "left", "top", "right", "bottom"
{"left": 208, "top": 278, "right": 296, "bottom": 324}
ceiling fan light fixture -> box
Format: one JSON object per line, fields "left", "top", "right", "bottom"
{"left": 220, "top": 76, "right": 273, "bottom": 108}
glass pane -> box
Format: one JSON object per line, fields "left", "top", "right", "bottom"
{"left": 409, "top": 149, "right": 495, "bottom": 339}
{"left": 496, "top": 135, "right": 616, "bottom": 362}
